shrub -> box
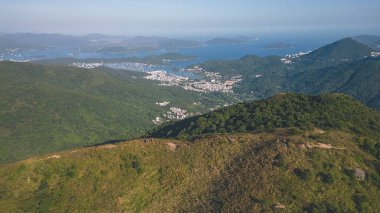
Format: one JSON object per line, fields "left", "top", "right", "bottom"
{"left": 318, "top": 172, "right": 334, "bottom": 184}
{"left": 293, "top": 168, "right": 312, "bottom": 180}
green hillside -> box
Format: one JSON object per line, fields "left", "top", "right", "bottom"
{"left": 194, "top": 38, "right": 380, "bottom": 110}
{"left": 353, "top": 35, "right": 380, "bottom": 50}
{"left": 290, "top": 58, "right": 380, "bottom": 110}
{"left": 151, "top": 93, "right": 380, "bottom": 140}
{"left": 0, "top": 61, "right": 218, "bottom": 163}
{"left": 301, "top": 38, "right": 374, "bottom": 61}
{"left": 0, "top": 94, "right": 379, "bottom": 212}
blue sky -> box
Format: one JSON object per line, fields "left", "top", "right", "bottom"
{"left": 1, "top": 0, "right": 379, "bottom": 36}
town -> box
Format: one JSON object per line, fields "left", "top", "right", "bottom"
{"left": 70, "top": 60, "right": 243, "bottom": 93}
{"left": 104, "top": 62, "right": 163, "bottom": 72}
{"left": 143, "top": 67, "right": 243, "bottom": 93}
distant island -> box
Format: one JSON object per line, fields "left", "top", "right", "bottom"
{"left": 265, "top": 42, "right": 292, "bottom": 49}
{"left": 206, "top": 38, "right": 247, "bottom": 45}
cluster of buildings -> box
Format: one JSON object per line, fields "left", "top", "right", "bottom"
{"left": 165, "top": 107, "right": 189, "bottom": 120}
{"left": 185, "top": 65, "right": 204, "bottom": 73}
{"left": 180, "top": 66, "right": 243, "bottom": 93}
{"left": 145, "top": 69, "right": 242, "bottom": 93}
{"left": 0, "top": 48, "right": 23, "bottom": 60}
{"left": 104, "top": 62, "right": 161, "bottom": 72}
{"left": 371, "top": 52, "right": 380, "bottom": 57}
{"left": 152, "top": 116, "right": 163, "bottom": 125}
{"left": 71, "top": 62, "right": 103, "bottom": 69}
{"left": 144, "top": 71, "right": 188, "bottom": 85}
{"left": 71, "top": 61, "right": 164, "bottom": 72}
{"left": 156, "top": 101, "right": 170, "bottom": 107}
{"left": 183, "top": 80, "right": 238, "bottom": 93}
{"left": 152, "top": 104, "right": 190, "bottom": 125}
{"left": 280, "top": 51, "right": 311, "bottom": 64}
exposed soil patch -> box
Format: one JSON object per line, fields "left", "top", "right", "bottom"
{"left": 166, "top": 142, "right": 177, "bottom": 152}
{"left": 96, "top": 144, "right": 117, "bottom": 149}
{"left": 47, "top": 155, "right": 61, "bottom": 159}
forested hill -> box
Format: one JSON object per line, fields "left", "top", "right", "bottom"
{"left": 150, "top": 93, "right": 380, "bottom": 139}
{"left": 300, "top": 37, "right": 374, "bottom": 61}
{"left": 289, "top": 57, "right": 380, "bottom": 110}
{"left": 0, "top": 61, "right": 208, "bottom": 163}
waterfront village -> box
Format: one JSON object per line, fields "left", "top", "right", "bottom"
{"left": 71, "top": 61, "right": 244, "bottom": 93}
{"left": 143, "top": 66, "right": 243, "bottom": 93}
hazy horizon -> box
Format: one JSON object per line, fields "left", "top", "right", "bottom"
{"left": 1, "top": 0, "right": 380, "bottom": 37}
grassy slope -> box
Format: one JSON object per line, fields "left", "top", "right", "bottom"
{"left": 0, "top": 129, "right": 379, "bottom": 212}
{"left": 0, "top": 61, "right": 211, "bottom": 163}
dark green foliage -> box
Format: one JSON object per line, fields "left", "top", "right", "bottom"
{"left": 318, "top": 172, "right": 334, "bottom": 184}
{"left": 131, "top": 155, "right": 143, "bottom": 174}
{"left": 290, "top": 57, "right": 380, "bottom": 111}
{"left": 293, "top": 168, "right": 312, "bottom": 180}
{"left": 353, "top": 35, "right": 380, "bottom": 50}
{"left": 301, "top": 38, "right": 374, "bottom": 61}
{"left": 303, "top": 201, "right": 341, "bottom": 213}
{"left": 353, "top": 194, "right": 370, "bottom": 212}
{"left": 358, "top": 137, "right": 380, "bottom": 159}
{"left": 273, "top": 153, "right": 286, "bottom": 168}
{"left": 151, "top": 93, "right": 380, "bottom": 141}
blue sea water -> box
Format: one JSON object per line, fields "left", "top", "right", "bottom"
{"left": 3, "top": 36, "right": 332, "bottom": 62}
{"left": 0, "top": 36, "right": 336, "bottom": 78}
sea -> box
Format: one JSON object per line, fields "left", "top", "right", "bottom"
{"left": 0, "top": 36, "right": 339, "bottom": 78}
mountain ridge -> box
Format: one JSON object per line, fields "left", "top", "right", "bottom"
{"left": 1, "top": 93, "right": 379, "bottom": 212}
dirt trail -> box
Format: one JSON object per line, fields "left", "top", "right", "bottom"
{"left": 302, "top": 142, "right": 345, "bottom": 150}
{"left": 96, "top": 144, "right": 117, "bottom": 149}
{"left": 47, "top": 154, "right": 61, "bottom": 159}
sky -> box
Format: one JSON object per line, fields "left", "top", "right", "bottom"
{"left": 1, "top": 0, "right": 380, "bottom": 37}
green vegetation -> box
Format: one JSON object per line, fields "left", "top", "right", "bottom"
{"left": 301, "top": 38, "right": 374, "bottom": 61}
{"left": 0, "top": 129, "right": 379, "bottom": 212}
{"left": 290, "top": 58, "right": 380, "bottom": 111}
{"left": 0, "top": 93, "right": 379, "bottom": 212}
{"left": 353, "top": 35, "right": 380, "bottom": 51}
{"left": 0, "top": 61, "right": 221, "bottom": 163}
{"left": 151, "top": 93, "right": 380, "bottom": 141}
{"left": 196, "top": 38, "right": 380, "bottom": 110}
